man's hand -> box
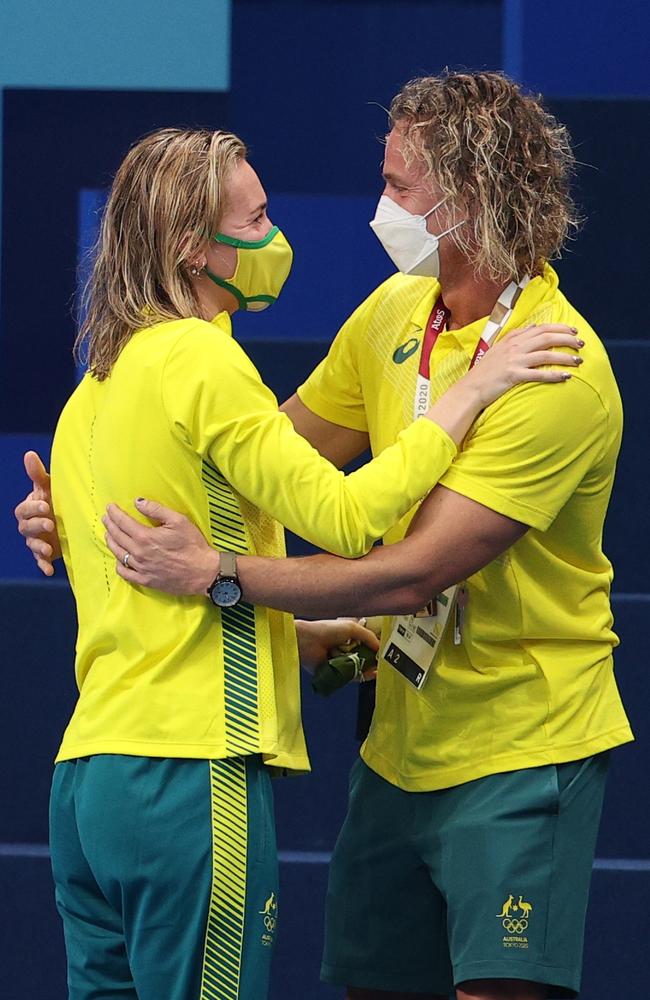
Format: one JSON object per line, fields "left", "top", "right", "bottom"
{"left": 15, "top": 451, "right": 62, "bottom": 576}
{"left": 104, "top": 499, "right": 219, "bottom": 595}
{"left": 295, "top": 618, "right": 380, "bottom": 678}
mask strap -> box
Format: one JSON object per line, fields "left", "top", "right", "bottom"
{"left": 422, "top": 196, "right": 448, "bottom": 220}
{"left": 437, "top": 219, "right": 466, "bottom": 239}
{"left": 205, "top": 270, "right": 248, "bottom": 310}
{"left": 204, "top": 269, "right": 277, "bottom": 311}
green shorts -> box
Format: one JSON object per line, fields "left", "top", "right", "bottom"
{"left": 322, "top": 754, "right": 609, "bottom": 998}
{"left": 50, "top": 754, "right": 278, "bottom": 1000}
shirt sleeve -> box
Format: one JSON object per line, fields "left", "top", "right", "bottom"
{"left": 161, "top": 322, "right": 457, "bottom": 558}
{"left": 439, "top": 377, "right": 609, "bottom": 531}
{"left": 296, "top": 285, "right": 386, "bottom": 431}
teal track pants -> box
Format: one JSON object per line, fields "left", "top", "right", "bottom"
{"left": 50, "top": 754, "right": 278, "bottom": 1000}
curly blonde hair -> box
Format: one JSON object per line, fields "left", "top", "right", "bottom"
{"left": 389, "top": 71, "right": 580, "bottom": 280}
{"left": 76, "top": 127, "right": 247, "bottom": 380}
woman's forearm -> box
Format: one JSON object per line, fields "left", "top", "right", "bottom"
{"left": 426, "top": 380, "right": 484, "bottom": 446}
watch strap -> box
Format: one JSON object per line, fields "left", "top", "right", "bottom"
{"left": 219, "top": 551, "right": 238, "bottom": 579}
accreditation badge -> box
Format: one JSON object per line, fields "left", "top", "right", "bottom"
{"left": 382, "top": 585, "right": 458, "bottom": 690}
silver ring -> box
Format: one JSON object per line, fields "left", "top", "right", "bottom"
{"left": 123, "top": 552, "right": 131, "bottom": 568}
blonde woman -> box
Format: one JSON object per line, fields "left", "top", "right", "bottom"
{"left": 16, "top": 125, "right": 581, "bottom": 1000}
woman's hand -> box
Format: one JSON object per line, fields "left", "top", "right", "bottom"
{"left": 425, "top": 323, "right": 585, "bottom": 446}
{"left": 464, "top": 322, "right": 584, "bottom": 409}
{"left": 295, "top": 618, "right": 380, "bottom": 677}
{"left": 14, "top": 451, "right": 62, "bottom": 575}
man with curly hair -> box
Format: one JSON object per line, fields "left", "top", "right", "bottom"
{"left": 19, "top": 72, "right": 631, "bottom": 1000}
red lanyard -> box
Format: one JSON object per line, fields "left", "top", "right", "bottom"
{"left": 470, "top": 335, "right": 491, "bottom": 368}
{"left": 419, "top": 298, "right": 450, "bottom": 377}
{"left": 419, "top": 295, "right": 491, "bottom": 379}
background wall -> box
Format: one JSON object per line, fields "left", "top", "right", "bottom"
{"left": 1, "top": 2, "right": 648, "bottom": 998}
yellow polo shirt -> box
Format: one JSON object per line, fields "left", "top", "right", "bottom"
{"left": 51, "top": 311, "right": 456, "bottom": 768}
{"left": 298, "top": 266, "right": 633, "bottom": 790}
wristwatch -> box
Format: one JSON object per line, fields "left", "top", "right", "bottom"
{"left": 207, "top": 552, "right": 242, "bottom": 608}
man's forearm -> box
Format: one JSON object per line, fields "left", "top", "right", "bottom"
{"left": 237, "top": 485, "right": 527, "bottom": 619}
{"left": 237, "top": 534, "right": 470, "bottom": 618}
{"left": 104, "top": 484, "right": 525, "bottom": 616}
{"left": 238, "top": 539, "right": 449, "bottom": 619}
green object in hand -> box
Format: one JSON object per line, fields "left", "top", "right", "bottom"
{"left": 312, "top": 642, "right": 377, "bottom": 697}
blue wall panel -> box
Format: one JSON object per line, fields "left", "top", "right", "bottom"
{"left": 0, "top": 582, "right": 77, "bottom": 844}
{"left": 231, "top": 0, "right": 503, "bottom": 196}
{"left": 510, "top": 0, "right": 650, "bottom": 97}
{"left": 0, "top": 88, "right": 230, "bottom": 432}
{"left": 547, "top": 100, "right": 650, "bottom": 346}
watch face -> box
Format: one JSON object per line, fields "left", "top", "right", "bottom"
{"left": 211, "top": 578, "right": 242, "bottom": 608}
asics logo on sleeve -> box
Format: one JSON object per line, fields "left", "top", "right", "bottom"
{"left": 392, "top": 338, "right": 420, "bottom": 364}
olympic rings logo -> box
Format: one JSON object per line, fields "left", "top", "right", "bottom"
{"left": 264, "top": 915, "right": 277, "bottom": 932}
{"left": 502, "top": 918, "right": 528, "bottom": 933}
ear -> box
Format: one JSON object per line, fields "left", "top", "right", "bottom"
{"left": 179, "top": 232, "right": 210, "bottom": 271}
{"left": 189, "top": 254, "right": 207, "bottom": 274}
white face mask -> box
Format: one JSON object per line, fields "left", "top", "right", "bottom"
{"left": 369, "top": 194, "right": 465, "bottom": 278}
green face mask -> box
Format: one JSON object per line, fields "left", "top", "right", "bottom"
{"left": 206, "top": 226, "right": 293, "bottom": 311}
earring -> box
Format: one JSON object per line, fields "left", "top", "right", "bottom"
{"left": 189, "top": 262, "right": 203, "bottom": 277}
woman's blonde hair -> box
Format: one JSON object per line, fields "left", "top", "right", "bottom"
{"left": 389, "top": 71, "right": 580, "bottom": 280}
{"left": 76, "top": 127, "right": 247, "bottom": 380}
